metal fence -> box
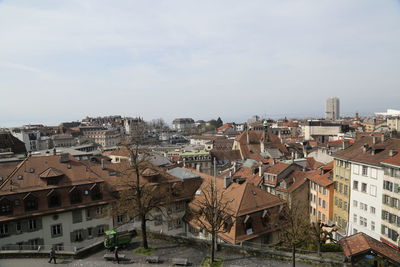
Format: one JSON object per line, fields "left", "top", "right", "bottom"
{"left": 0, "top": 244, "right": 77, "bottom": 253}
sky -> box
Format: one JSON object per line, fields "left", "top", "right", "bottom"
{"left": 1, "top": 0, "right": 400, "bottom": 127}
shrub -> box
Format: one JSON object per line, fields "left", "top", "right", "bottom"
{"left": 321, "top": 243, "right": 342, "bottom": 252}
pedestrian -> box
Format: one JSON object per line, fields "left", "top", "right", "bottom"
{"left": 114, "top": 246, "right": 119, "bottom": 264}
{"left": 48, "top": 247, "right": 56, "bottom": 264}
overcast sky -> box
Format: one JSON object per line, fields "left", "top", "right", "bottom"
{"left": 1, "top": 0, "right": 400, "bottom": 127}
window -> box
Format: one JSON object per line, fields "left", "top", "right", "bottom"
{"left": 16, "top": 222, "right": 21, "bottom": 233}
{"left": 322, "top": 200, "right": 326, "bottom": 209}
{"left": 51, "top": 224, "right": 62, "bottom": 237}
{"left": 362, "top": 166, "right": 368, "bottom": 176}
{"left": 0, "top": 224, "right": 8, "bottom": 235}
{"left": 371, "top": 168, "right": 377, "bottom": 179}
{"left": 384, "top": 181, "right": 393, "bottom": 192}
{"left": 383, "top": 195, "right": 390, "bottom": 205}
{"left": 74, "top": 230, "right": 83, "bottom": 242}
{"left": 344, "top": 185, "right": 348, "bottom": 196}
{"left": 0, "top": 199, "right": 13, "bottom": 216}
{"left": 335, "top": 197, "right": 338, "bottom": 206}
{"left": 344, "top": 202, "right": 348, "bottom": 211}
{"left": 370, "top": 206, "right": 376, "bottom": 214}
{"left": 154, "top": 215, "right": 162, "bottom": 226}
{"left": 323, "top": 188, "right": 326, "bottom": 195}
{"left": 339, "top": 199, "right": 343, "bottom": 208}
{"left": 353, "top": 181, "right": 359, "bottom": 190}
{"left": 117, "top": 215, "right": 125, "bottom": 224}
{"left": 175, "top": 219, "right": 183, "bottom": 228}
{"left": 25, "top": 197, "right": 38, "bottom": 211}
{"left": 353, "top": 200, "right": 358, "bottom": 207}
{"left": 361, "top": 183, "right": 367, "bottom": 193}
{"left": 359, "top": 217, "right": 367, "bottom": 227}
{"left": 87, "top": 227, "right": 93, "bottom": 238}
{"left": 70, "top": 189, "right": 82, "bottom": 204}
{"left": 353, "top": 164, "right": 359, "bottom": 174}
{"left": 371, "top": 221, "right": 375, "bottom": 231}
{"left": 97, "top": 225, "right": 105, "bottom": 235}
{"left": 28, "top": 219, "right": 37, "bottom": 231}
{"left": 369, "top": 185, "right": 377, "bottom": 197}
{"left": 345, "top": 162, "right": 350, "bottom": 169}
{"left": 339, "top": 183, "right": 343, "bottom": 193}
{"left": 353, "top": 228, "right": 358, "bottom": 234}
{"left": 353, "top": 214, "right": 357, "bottom": 223}
{"left": 48, "top": 193, "right": 61, "bottom": 208}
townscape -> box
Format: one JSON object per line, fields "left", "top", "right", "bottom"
{"left": 1, "top": 100, "right": 400, "bottom": 266}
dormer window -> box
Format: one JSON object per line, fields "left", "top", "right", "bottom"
{"left": 24, "top": 194, "right": 38, "bottom": 211}
{"left": 69, "top": 187, "right": 82, "bottom": 204}
{"left": 90, "top": 184, "right": 102, "bottom": 201}
{"left": 0, "top": 198, "right": 13, "bottom": 216}
{"left": 47, "top": 190, "right": 61, "bottom": 208}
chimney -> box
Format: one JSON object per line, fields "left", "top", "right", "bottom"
{"left": 101, "top": 158, "right": 105, "bottom": 170}
{"left": 342, "top": 140, "right": 350, "bottom": 150}
{"left": 233, "top": 162, "right": 237, "bottom": 173}
{"left": 362, "top": 144, "right": 368, "bottom": 153}
{"left": 259, "top": 162, "right": 263, "bottom": 177}
{"left": 224, "top": 176, "right": 231, "bottom": 189}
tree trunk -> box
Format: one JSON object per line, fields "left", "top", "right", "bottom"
{"left": 317, "top": 241, "right": 321, "bottom": 256}
{"left": 211, "top": 231, "right": 215, "bottom": 263}
{"left": 292, "top": 244, "right": 296, "bottom": 267}
{"left": 141, "top": 215, "right": 148, "bottom": 249}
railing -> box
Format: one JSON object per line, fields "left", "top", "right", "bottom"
{"left": 0, "top": 244, "right": 77, "bottom": 253}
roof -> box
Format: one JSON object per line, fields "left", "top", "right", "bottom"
{"left": 217, "top": 123, "right": 234, "bottom": 131}
{"left": 210, "top": 150, "right": 242, "bottom": 161}
{"left": 0, "top": 155, "right": 105, "bottom": 195}
{"left": 339, "top": 233, "right": 400, "bottom": 264}
{"left": 381, "top": 152, "right": 400, "bottom": 167}
{"left": 167, "top": 167, "right": 200, "bottom": 180}
{"left": 334, "top": 137, "right": 400, "bottom": 166}
{"left": 266, "top": 162, "right": 291, "bottom": 175}
{"left": 187, "top": 168, "right": 285, "bottom": 217}
{"left": 306, "top": 170, "right": 334, "bottom": 187}
{"left": 0, "top": 132, "right": 26, "bottom": 154}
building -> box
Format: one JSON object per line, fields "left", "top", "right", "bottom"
{"left": 325, "top": 97, "right": 340, "bottom": 121}
{"left": 307, "top": 165, "right": 334, "bottom": 224}
{"left": 79, "top": 126, "right": 121, "bottom": 148}
{"left": 181, "top": 151, "right": 212, "bottom": 174}
{"left": 333, "top": 135, "right": 400, "bottom": 241}
{"left": 380, "top": 152, "right": 400, "bottom": 249}
{"left": 186, "top": 169, "right": 286, "bottom": 245}
{"left": 172, "top": 118, "right": 195, "bottom": 132}
{"left": 0, "top": 155, "right": 114, "bottom": 251}
{"left": 302, "top": 121, "right": 348, "bottom": 142}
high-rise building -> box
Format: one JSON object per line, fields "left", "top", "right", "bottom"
{"left": 326, "top": 97, "right": 340, "bottom": 120}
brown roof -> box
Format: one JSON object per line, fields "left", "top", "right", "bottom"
{"left": 0, "top": 132, "right": 26, "bottom": 154}
{"left": 217, "top": 123, "right": 234, "bottom": 131}
{"left": 187, "top": 168, "right": 284, "bottom": 217}
{"left": 277, "top": 171, "right": 308, "bottom": 192}
{"left": 0, "top": 155, "right": 105, "bottom": 196}
{"left": 333, "top": 137, "right": 400, "bottom": 166}
{"left": 210, "top": 150, "right": 242, "bottom": 161}
{"left": 306, "top": 170, "right": 334, "bottom": 187}
{"left": 339, "top": 233, "right": 400, "bottom": 264}
{"left": 266, "top": 162, "right": 291, "bottom": 175}
{"left": 381, "top": 152, "right": 400, "bottom": 166}
{"left": 305, "top": 157, "right": 324, "bottom": 170}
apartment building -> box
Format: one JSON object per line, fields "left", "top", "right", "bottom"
{"left": 380, "top": 152, "right": 400, "bottom": 249}
{"left": 0, "top": 155, "right": 114, "bottom": 250}
{"left": 307, "top": 168, "right": 334, "bottom": 224}
{"left": 333, "top": 136, "right": 400, "bottom": 241}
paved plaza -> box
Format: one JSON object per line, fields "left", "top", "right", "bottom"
{"left": 0, "top": 239, "right": 317, "bottom": 267}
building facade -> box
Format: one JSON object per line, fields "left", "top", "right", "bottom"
{"left": 325, "top": 97, "right": 340, "bottom": 121}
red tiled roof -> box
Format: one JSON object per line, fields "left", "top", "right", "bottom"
{"left": 381, "top": 152, "right": 400, "bottom": 166}
{"left": 339, "top": 233, "right": 400, "bottom": 264}
{"left": 217, "top": 123, "right": 234, "bottom": 131}
{"left": 266, "top": 162, "right": 291, "bottom": 175}
{"left": 306, "top": 170, "right": 334, "bottom": 187}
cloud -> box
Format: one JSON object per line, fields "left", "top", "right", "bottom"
{"left": 0, "top": 0, "right": 400, "bottom": 126}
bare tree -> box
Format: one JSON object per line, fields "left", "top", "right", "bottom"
{"left": 188, "top": 167, "right": 233, "bottom": 263}
{"left": 112, "top": 124, "right": 177, "bottom": 249}
{"left": 310, "top": 220, "right": 337, "bottom": 256}
{"left": 279, "top": 202, "right": 311, "bottom": 267}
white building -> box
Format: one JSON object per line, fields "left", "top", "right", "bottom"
{"left": 348, "top": 162, "right": 382, "bottom": 240}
